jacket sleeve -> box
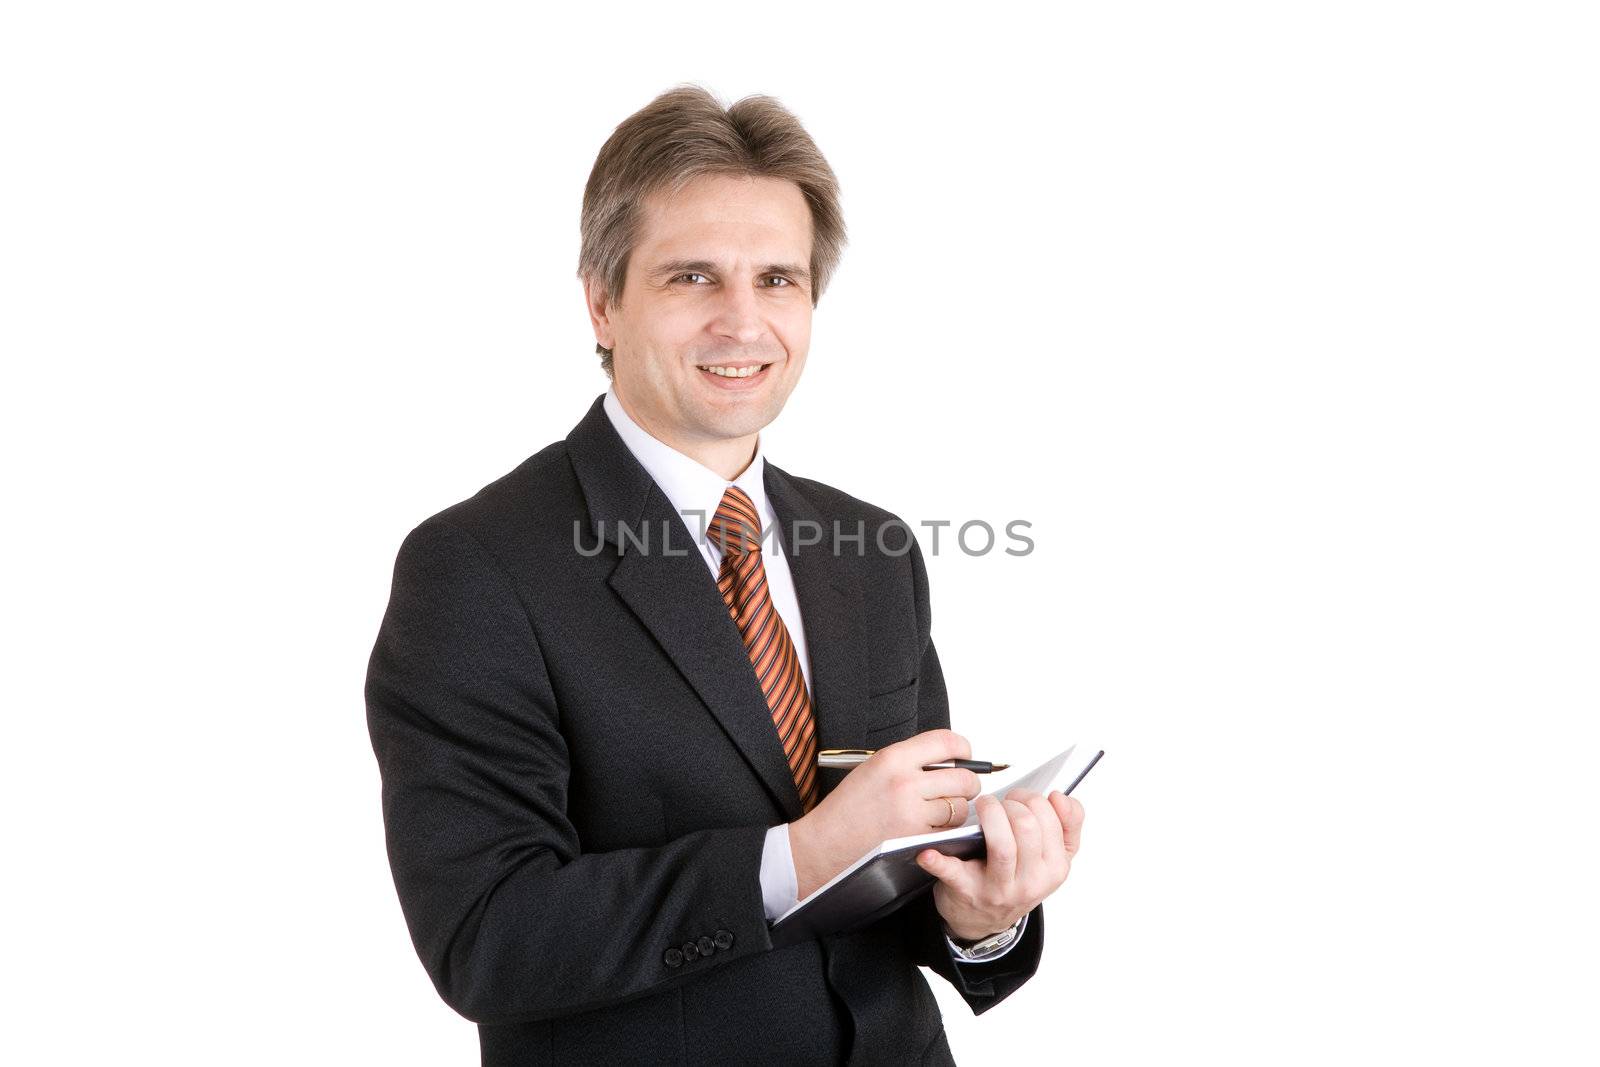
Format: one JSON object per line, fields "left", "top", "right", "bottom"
{"left": 364, "top": 515, "right": 773, "bottom": 1027}
{"left": 887, "top": 536, "right": 1046, "bottom": 1015}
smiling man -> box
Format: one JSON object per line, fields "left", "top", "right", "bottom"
{"left": 365, "top": 85, "right": 1086, "bottom": 1065}
{"left": 592, "top": 172, "right": 812, "bottom": 474}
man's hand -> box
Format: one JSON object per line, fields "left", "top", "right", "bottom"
{"left": 788, "top": 730, "right": 982, "bottom": 899}
{"left": 916, "top": 788, "right": 1085, "bottom": 942}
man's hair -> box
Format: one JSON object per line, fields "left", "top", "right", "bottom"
{"left": 578, "top": 84, "right": 847, "bottom": 377}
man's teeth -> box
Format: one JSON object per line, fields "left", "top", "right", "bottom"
{"left": 698, "top": 364, "right": 767, "bottom": 378}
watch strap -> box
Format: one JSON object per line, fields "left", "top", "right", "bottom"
{"left": 943, "top": 911, "right": 1029, "bottom": 962}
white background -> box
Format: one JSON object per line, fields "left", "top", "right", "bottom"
{"left": 4, "top": 2, "right": 1596, "bottom": 1063}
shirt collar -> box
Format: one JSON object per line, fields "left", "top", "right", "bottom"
{"left": 601, "top": 384, "right": 774, "bottom": 536}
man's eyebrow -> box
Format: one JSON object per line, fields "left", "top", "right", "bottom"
{"left": 646, "top": 259, "right": 718, "bottom": 280}
{"left": 763, "top": 262, "right": 812, "bottom": 282}
{"left": 646, "top": 259, "right": 812, "bottom": 282}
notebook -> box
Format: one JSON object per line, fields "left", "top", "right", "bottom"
{"left": 768, "top": 743, "right": 1103, "bottom": 948}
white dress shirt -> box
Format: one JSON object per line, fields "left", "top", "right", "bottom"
{"left": 601, "top": 386, "right": 1022, "bottom": 962}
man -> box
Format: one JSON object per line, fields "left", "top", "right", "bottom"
{"left": 365, "top": 85, "right": 1087, "bottom": 1065}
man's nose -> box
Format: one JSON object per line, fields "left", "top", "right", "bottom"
{"left": 707, "top": 281, "right": 768, "bottom": 346}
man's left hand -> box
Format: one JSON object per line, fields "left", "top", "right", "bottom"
{"left": 916, "top": 788, "right": 1085, "bottom": 943}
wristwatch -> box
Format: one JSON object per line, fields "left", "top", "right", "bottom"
{"left": 943, "top": 912, "right": 1028, "bottom": 962}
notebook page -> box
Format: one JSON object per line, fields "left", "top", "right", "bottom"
{"left": 961, "top": 744, "right": 1079, "bottom": 827}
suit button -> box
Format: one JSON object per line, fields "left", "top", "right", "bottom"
{"left": 664, "top": 947, "right": 684, "bottom": 968}
{"left": 696, "top": 935, "right": 715, "bottom": 955}
{"left": 713, "top": 929, "right": 734, "bottom": 950}
{"left": 681, "top": 941, "right": 700, "bottom": 962}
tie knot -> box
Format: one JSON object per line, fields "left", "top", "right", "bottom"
{"left": 707, "top": 485, "right": 762, "bottom": 558}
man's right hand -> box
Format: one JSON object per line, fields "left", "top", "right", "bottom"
{"left": 787, "top": 729, "right": 984, "bottom": 900}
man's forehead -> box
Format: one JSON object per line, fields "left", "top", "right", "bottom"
{"left": 636, "top": 176, "right": 812, "bottom": 262}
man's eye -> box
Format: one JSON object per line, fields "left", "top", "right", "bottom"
{"left": 677, "top": 272, "right": 709, "bottom": 284}
{"left": 763, "top": 276, "right": 792, "bottom": 287}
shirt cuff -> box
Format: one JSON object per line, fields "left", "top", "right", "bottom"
{"left": 943, "top": 911, "right": 1029, "bottom": 964}
{"left": 759, "top": 823, "right": 800, "bottom": 922}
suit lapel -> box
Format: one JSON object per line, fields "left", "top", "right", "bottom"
{"left": 764, "top": 463, "right": 872, "bottom": 792}
{"left": 566, "top": 396, "right": 807, "bottom": 821}
{"left": 565, "top": 396, "right": 875, "bottom": 815}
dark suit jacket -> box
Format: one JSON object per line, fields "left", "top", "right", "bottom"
{"left": 365, "top": 395, "right": 1045, "bottom": 1065}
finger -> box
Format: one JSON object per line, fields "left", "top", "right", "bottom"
{"left": 977, "top": 793, "right": 1018, "bottom": 885}
{"left": 923, "top": 794, "right": 969, "bottom": 828}
{"left": 889, "top": 728, "right": 972, "bottom": 764}
{"left": 1004, "top": 787, "right": 1040, "bottom": 808}
{"left": 1050, "top": 791, "right": 1085, "bottom": 857}
{"left": 1024, "top": 792, "right": 1066, "bottom": 873}
{"left": 1005, "top": 798, "right": 1043, "bottom": 877}
{"left": 917, "top": 849, "right": 983, "bottom": 896}
{"left": 916, "top": 767, "right": 982, "bottom": 800}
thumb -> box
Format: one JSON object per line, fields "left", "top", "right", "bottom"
{"left": 917, "top": 849, "right": 958, "bottom": 881}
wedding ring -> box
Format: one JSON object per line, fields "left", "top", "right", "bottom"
{"left": 943, "top": 796, "right": 959, "bottom": 827}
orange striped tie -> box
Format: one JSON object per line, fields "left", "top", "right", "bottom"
{"left": 706, "top": 485, "right": 820, "bottom": 813}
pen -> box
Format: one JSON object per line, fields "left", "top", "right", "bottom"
{"left": 817, "top": 748, "right": 1010, "bottom": 773}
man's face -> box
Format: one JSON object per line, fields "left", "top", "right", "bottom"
{"left": 592, "top": 173, "right": 814, "bottom": 455}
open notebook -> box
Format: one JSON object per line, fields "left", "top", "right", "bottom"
{"left": 768, "top": 743, "right": 1103, "bottom": 948}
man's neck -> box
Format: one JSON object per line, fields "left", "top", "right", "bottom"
{"left": 612, "top": 391, "right": 758, "bottom": 481}
{"left": 691, "top": 438, "right": 759, "bottom": 482}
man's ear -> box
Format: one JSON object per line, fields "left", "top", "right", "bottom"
{"left": 582, "top": 275, "right": 615, "bottom": 351}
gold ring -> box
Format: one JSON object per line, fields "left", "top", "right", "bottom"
{"left": 944, "top": 796, "right": 959, "bottom": 827}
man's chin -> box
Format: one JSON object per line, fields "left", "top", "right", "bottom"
{"left": 691, "top": 396, "right": 783, "bottom": 442}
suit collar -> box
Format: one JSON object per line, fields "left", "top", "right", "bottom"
{"left": 565, "top": 393, "right": 874, "bottom": 818}
{"left": 565, "top": 393, "right": 657, "bottom": 553}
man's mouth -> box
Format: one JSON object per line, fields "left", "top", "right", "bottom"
{"left": 696, "top": 362, "right": 773, "bottom": 379}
